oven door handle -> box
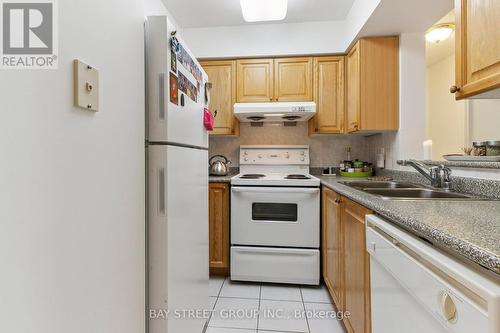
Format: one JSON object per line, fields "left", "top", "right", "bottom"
{"left": 232, "top": 187, "right": 320, "bottom": 194}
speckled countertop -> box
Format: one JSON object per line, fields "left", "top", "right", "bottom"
{"left": 209, "top": 174, "right": 234, "bottom": 183}
{"left": 209, "top": 168, "right": 239, "bottom": 183}
{"left": 318, "top": 175, "right": 500, "bottom": 276}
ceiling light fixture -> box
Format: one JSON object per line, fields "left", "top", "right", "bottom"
{"left": 240, "top": 0, "right": 288, "bottom": 23}
{"left": 425, "top": 23, "right": 455, "bottom": 43}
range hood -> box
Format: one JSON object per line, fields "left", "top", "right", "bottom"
{"left": 234, "top": 102, "right": 316, "bottom": 123}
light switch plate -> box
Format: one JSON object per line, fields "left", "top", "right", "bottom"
{"left": 74, "top": 59, "right": 99, "bottom": 112}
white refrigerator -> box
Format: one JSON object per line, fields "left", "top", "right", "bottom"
{"left": 145, "top": 16, "right": 209, "bottom": 333}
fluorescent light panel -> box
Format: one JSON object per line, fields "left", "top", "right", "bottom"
{"left": 240, "top": 0, "right": 288, "bottom": 22}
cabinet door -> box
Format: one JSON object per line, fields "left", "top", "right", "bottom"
{"left": 209, "top": 183, "right": 229, "bottom": 272}
{"left": 322, "top": 187, "right": 344, "bottom": 310}
{"left": 236, "top": 59, "right": 274, "bottom": 102}
{"left": 342, "top": 198, "right": 372, "bottom": 333}
{"left": 274, "top": 57, "right": 313, "bottom": 102}
{"left": 359, "top": 37, "right": 399, "bottom": 132}
{"left": 201, "top": 60, "right": 239, "bottom": 136}
{"left": 310, "top": 57, "right": 345, "bottom": 134}
{"left": 455, "top": 0, "right": 500, "bottom": 99}
{"left": 346, "top": 42, "right": 361, "bottom": 133}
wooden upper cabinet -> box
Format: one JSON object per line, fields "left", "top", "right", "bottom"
{"left": 346, "top": 37, "right": 399, "bottom": 133}
{"left": 346, "top": 43, "right": 361, "bottom": 133}
{"left": 201, "top": 60, "right": 239, "bottom": 136}
{"left": 236, "top": 59, "right": 274, "bottom": 102}
{"left": 342, "top": 198, "right": 372, "bottom": 333}
{"left": 322, "top": 187, "right": 344, "bottom": 311}
{"left": 310, "top": 56, "right": 345, "bottom": 134}
{"left": 236, "top": 57, "right": 313, "bottom": 102}
{"left": 274, "top": 57, "right": 313, "bottom": 102}
{"left": 209, "top": 183, "right": 230, "bottom": 273}
{"left": 454, "top": 0, "right": 500, "bottom": 99}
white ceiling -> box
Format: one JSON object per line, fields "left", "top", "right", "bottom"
{"left": 163, "top": 0, "right": 355, "bottom": 28}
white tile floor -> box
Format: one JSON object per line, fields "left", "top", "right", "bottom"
{"left": 206, "top": 277, "right": 345, "bottom": 333}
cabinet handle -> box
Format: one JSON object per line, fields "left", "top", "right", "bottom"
{"left": 450, "top": 85, "right": 460, "bottom": 94}
{"left": 334, "top": 199, "right": 342, "bottom": 204}
{"left": 269, "top": 97, "right": 273, "bottom": 101}
{"left": 213, "top": 110, "right": 218, "bottom": 118}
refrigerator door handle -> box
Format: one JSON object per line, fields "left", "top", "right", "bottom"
{"left": 159, "top": 73, "right": 166, "bottom": 120}
{"left": 158, "top": 168, "right": 166, "bottom": 215}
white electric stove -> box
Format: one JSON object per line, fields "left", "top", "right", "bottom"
{"left": 230, "top": 146, "right": 320, "bottom": 285}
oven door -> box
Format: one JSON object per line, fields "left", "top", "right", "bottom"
{"left": 231, "top": 186, "right": 320, "bottom": 248}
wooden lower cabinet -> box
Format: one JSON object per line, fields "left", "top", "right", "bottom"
{"left": 322, "top": 187, "right": 344, "bottom": 310}
{"left": 209, "top": 183, "right": 230, "bottom": 275}
{"left": 342, "top": 198, "right": 372, "bottom": 333}
{"left": 322, "top": 187, "right": 372, "bottom": 333}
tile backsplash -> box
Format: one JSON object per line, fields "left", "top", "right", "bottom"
{"left": 209, "top": 122, "right": 370, "bottom": 167}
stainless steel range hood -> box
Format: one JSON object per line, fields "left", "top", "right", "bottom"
{"left": 234, "top": 102, "right": 316, "bottom": 123}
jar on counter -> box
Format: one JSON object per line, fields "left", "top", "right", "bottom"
{"left": 473, "top": 141, "right": 487, "bottom": 156}
{"left": 487, "top": 141, "right": 500, "bottom": 156}
{"left": 353, "top": 160, "right": 363, "bottom": 173}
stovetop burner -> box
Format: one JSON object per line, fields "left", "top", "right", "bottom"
{"left": 285, "top": 174, "right": 311, "bottom": 180}
{"left": 239, "top": 174, "right": 266, "bottom": 179}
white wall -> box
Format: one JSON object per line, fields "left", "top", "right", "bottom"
{"left": 179, "top": 0, "right": 452, "bottom": 59}
{"left": 0, "top": 0, "right": 147, "bottom": 332}
{"left": 145, "top": 0, "right": 178, "bottom": 29}
{"left": 426, "top": 54, "right": 466, "bottom": 159}
{"left": 368, "top": 33, "right": 427, "bottom": 170}
{"left": 181, "top": 20, "right": 346, "bottom": 58}
{"left": 469, "top": 99, "right": 500, "bottom": 141}
{"left": 180, "top": 0, "right": 382, "bottom": 58}
{"left": 369, "top": 36, "right": 500, "bottom": 179}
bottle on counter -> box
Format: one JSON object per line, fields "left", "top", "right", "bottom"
{"left": 346, "top": 146, "right": 352, "bottom": 161}
{"left": 343, "top": 160, "right": 353, "bottom": 172}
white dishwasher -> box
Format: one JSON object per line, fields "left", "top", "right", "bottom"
{"left": 366, "top": 215, "right": 500, "bottom": 333}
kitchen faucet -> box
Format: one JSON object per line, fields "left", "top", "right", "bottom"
{"left": 397, "top": 160, "right": 452, "bottom": 191}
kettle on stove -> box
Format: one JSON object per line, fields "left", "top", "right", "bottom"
{"left": 209, "top": 155, "right": 231, "bottom": 176}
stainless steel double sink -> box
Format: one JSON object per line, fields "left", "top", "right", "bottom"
{"left": 339, "top": 181, "right": 488, "bottom": 201}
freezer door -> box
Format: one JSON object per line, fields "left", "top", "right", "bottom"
{"left": 146, "top": 16, "right": 208, "bottom": 148}
{"left": 148, "top": 145, "right": 209, "bottom": 333}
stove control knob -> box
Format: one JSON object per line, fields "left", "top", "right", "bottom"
{"left": 300, "top": 157, "right": 305, "bottom": 162}
{"left": 244, "top": 151, "right": 248, "bottom": 155}
{"left": 285, "top": 153, "right": 290, "bottom": 159}
{"left": 258, "top": 154, "right": 262, "bottom": 159}
{"left": 300, "top": 151, "right": 305, "bottom": 156}
{"left": 244, "top": 157, "right": 248, "bottom": 161}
